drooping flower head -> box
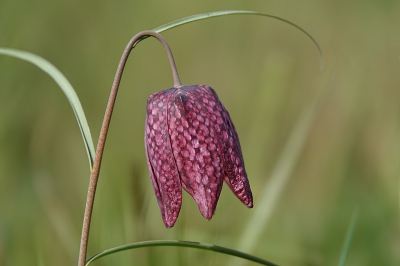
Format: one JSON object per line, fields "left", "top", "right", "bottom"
{"left": 145, "top": 84, "right": 253, "bottom": 227}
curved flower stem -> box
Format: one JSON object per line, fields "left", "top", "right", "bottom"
{"left": 77, "top": 30, "right": 181, "bottom": 266}
{"left": 85, "top": 240, "right": 280, "bottom": 266}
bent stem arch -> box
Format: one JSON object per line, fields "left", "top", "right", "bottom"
{"left": 78, "top": 12, "right": 323, "bottom": 266}
{"left": 77, "top": 30, "right": 181, "bottom": 266}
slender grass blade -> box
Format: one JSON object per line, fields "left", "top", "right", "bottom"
{"left": 0, "top": 48, "right": 95, "bottom": 169}
{"left": 338, "top": 207, "right": 359, "bottom": 266}
{"left": 142, "top": 10, "right": 323, "bottom": 70}
{"left": 231, "top": 101, "right": 318, "bottom": 266}
{"left": 230, "top": 62, "right": 332, "bottom": 266}
{"left": 85, "top": 240, "right": 280, "bottom": 266}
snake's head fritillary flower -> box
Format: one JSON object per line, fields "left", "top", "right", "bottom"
{"left": 145, "top": 85, "right": 253, "bottom": 227}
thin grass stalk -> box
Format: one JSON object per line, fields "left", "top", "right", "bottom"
{"left": 85, "top": 240, "right": 280, "bottom": 266}
{"left": 230, "top": 55, "right": 335, "bottom": 266}
{"left": 77, "top": 30, "right": 181, "bottom": 266}
{"left": 338, "top": 207, "right": 359, "bottom": 266}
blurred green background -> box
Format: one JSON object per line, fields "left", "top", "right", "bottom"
{"left": 1, "top": 0, "right": 400, "bottom": 265}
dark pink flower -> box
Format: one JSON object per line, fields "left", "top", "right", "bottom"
{"left": 145, "top": 84, "right": 253, "bottom": 227}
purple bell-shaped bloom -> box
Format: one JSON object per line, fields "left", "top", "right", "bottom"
{"left": 145, "top": 84, "right": 253, "bottom": 227}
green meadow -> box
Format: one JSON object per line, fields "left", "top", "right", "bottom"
{"left": 1, "top": 1, "right": 399, "bottom": 265}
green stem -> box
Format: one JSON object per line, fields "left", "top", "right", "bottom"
{"left": 85, "top": 240, "right": 280, "bottom": 266}
{"left": 77, "top": 30, "right": 181, "bottom": 266}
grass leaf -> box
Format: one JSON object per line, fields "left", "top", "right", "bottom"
{"left": 85, "top": 240, "right": 280, "bottom": 266}
{"left": 230, "top": 60, "right": 332, "bottom": 265}
{"left": 231, "top": 100, "right": 318, "bottom": 266}
{"left": 133, "top": 10, "right": 323, "bottom": 70}
{"left": 0, "top": 48, "right": 95, "bottom": 169}
{"left": 338, "top": 207, "right": 359, "bottom": 266}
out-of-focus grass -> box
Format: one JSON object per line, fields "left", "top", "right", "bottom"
{"left": 1, "top": 1, "right": 400, "bottom": 266}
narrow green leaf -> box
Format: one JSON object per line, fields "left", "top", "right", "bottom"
{"left": 338, "top": 207, "right": 359, "bottom": 266}
{"left": 230, "top": 65, "right": 330, "bottom": 266}
{"left": 0, "top": 48, "right": 95, "bottom": 169}
{"left": 133, "top": 10, "right": 323, "bottom": 70}
{"left": 231, "top": 99, "right": 318, "bottom": 266}
{"left": 85, "top": 240, "right": 279, "bottom": 266}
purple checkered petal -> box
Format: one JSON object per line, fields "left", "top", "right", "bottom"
{"left": 145, "top": 88, "right": 182, "bottom": 227}
{"left": 193, "top": 85, "right": 253, "bottom": 208}
{"left": 145, "top": 84, "right": 253, "bottom": 227}
{"left": 168, "top": 86, "right": 224, "bottom": 219}
{"left": 220, "top": 104, "right": 253, "bottom": 207}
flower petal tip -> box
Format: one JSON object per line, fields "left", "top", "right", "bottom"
{"left": 163, "top": 220, "right": 176, "bottom": 228}
{"left": 161, "top": 207, "right": 181, "bottom": 228}
{"left": 200, "top": 208, "right": 214, "bottom": 221}
{"left": 193, "top": 196, "right": 216, "bottom": 221}
{"left": 243, "top": 194, "right": 253, "bottom": 208}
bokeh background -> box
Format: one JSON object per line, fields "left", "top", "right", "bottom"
{"left": 1, "top": 0, "right": 400, "bottom": 265}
